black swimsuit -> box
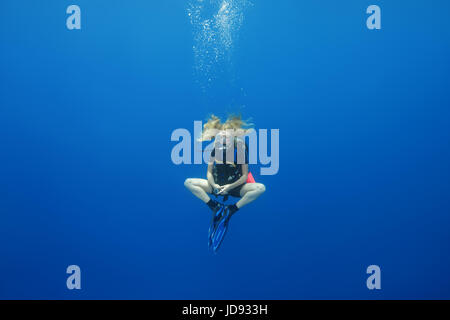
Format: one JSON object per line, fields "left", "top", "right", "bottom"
{"left": 211, "top": 140, "right": 249, "bottom": 198}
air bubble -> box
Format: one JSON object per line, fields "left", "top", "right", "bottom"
{"left": 187, "top": 0, "right": 252, "bottom": 90}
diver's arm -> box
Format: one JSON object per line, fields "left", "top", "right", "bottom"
{"left": 207, "top": 162, "right": 219, "bottom": 189}
{"left": 225, "top": 164, "right": 249, "bottom": 190}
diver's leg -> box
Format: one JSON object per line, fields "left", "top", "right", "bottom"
{"left": 184, "top": 178, "right": 213, "bottom": 203}
{"left": 236, "top": 183, "right": 266, "bottom": 209}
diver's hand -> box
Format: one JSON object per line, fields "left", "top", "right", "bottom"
{"left": 211, "top": 183, "right": 221, "bottom": 195}
{"left": 217, "top": 184, "right": 232, "bottom": 195}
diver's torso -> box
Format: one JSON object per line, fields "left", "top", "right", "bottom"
{"left": 211, "top": 140, "right": 248, "bottom": 186}
{"left": 213, "top": 161, "right": 242, "bottom": 185}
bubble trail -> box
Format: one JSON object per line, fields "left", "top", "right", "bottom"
{"left": 187, "top": 0, "right": 252, "bottom": 90}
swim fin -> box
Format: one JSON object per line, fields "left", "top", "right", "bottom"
{"left": 210, "top": 206, "right": 233, "bottom": 253}
{"left": 208, "top": 204, "right": 225, "bottom": 249}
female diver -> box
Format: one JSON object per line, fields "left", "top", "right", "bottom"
{"left": 184, "top": 115, "right": 266, "bottom": 251}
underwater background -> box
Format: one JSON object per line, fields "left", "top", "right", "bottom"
{"left": 1, "top": 0, "right": 450, "bottom": 299}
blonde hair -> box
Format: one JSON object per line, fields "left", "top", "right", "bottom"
{"left": 200, "top": 114, "right": 253, "bottom": 141}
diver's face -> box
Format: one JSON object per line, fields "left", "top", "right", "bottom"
{"left": 216, "top": 131, "right": 233, "bottom": 146}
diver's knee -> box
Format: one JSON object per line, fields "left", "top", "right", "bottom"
{"left": 184, "top": 178, "right": 193, "bottom": 189}
{"left": 256, "top": 183, "right": 266, "bottom": 194}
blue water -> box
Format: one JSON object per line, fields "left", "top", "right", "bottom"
{"left": 1, "top": 1, "right": 450, "bottom": 299}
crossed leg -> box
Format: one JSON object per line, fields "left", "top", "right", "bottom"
{"left": 184, "top": 178, "right": 265, "bottom": 209}
{"left": 184, "top": 178, "right": 213, "bottom": 203}
{"left": 236, "top": 183, "right": 266, "bottom": 209}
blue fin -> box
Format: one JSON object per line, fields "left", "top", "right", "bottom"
{"left": 208, "top": 204, "right": 225, "bottom": 249}
{"left": 210, "top": 206, "right": 233, "bottom": 252}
